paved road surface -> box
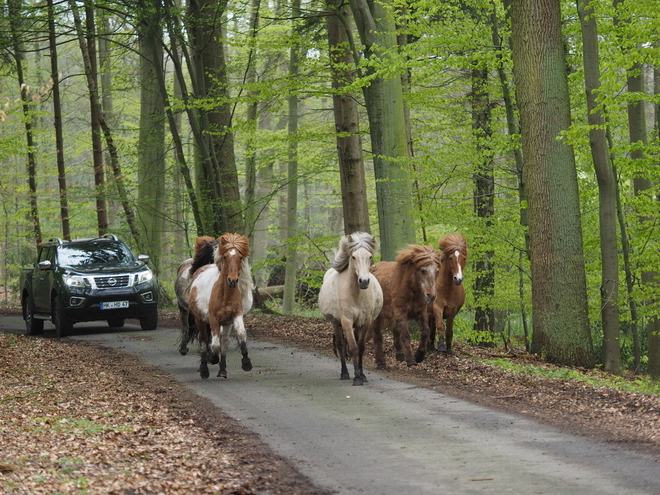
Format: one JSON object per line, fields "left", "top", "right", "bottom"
{"left": 2, "top": 317, "right": 659, "bottom": 494}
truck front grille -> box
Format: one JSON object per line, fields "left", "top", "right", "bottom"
{"left": 94, "top": 275, "right": 131, "bottom": 288}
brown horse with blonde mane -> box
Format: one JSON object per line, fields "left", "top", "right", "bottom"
{"left": 428, "top": 233, "right": 467, "bottom": 355}
{"left": 371, "top": 244, "right": 440, "bottom": 368}
{"left": 188, "top": 233, "right": 254, "bottom": 379}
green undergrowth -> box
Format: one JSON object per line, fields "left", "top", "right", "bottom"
{"left": 483, "top": 358, "right": 660, "bottom": 397}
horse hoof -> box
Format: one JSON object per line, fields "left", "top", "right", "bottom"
{"left": 360, "top": 373, "right": 368, "bottom": 383}
{"left": 376, "top": 362, "right": 387, "bottom": 370}
{"left": 352, "top": 378, "right": 364, "bottom": 386}
{"left": 217, "top": 370, "right": 227, "bottom": 379}
{"left": 209, "top": 354, "right": 220, "bottom": 365}
{"left": 414, "top": 350, "right": 426, "bottom": 363}
{"left": 406, "top": 359, "right": 417, "bottom": 367}
{"left": 437, "top": 345, "right": 447, "bottom": 353}
{"left": 395, "top": 353, "right": 406, "bottom": 362}
{"left": 242, "top": 359, "right": 253, "bottom": 372}
{"left": 179, "top": 347, "right": 189, "bottom": 356}
{"left": 200, "top": 369, "right": 210, "bottom": 379}
{"left": 340, "top": 373, "right": 350, "bottom": 380}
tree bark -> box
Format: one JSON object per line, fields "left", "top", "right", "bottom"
{"left": 47, "top": 0, "right": 70, "bottom": 240}
{"left": 510, "top": 0, "right": 595, "bottom": 367}
{"left": 326, "top": 0, "right": 370, "bottom": 235}
{"left": 349, "top": 0, "right": 416, "bottom": 260}
{"left": 577, "top": 0, "right": 620, "bottom": 373}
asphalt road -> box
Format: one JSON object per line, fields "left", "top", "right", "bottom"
{"left": 2, "top": 316, "right": 660, "bottom": 495}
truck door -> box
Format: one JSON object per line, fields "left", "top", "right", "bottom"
{"left": 33, "top": 246, "right": 53, "bottom": 313}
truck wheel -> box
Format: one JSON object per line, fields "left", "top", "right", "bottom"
{"left": 140, "top": 311, "right": 158, "bottom": 331}
{"left": 53, "top": 296, "right": 73, "bottom": 338}
{"left": 107, "top": 318, "right": 125, "bottom": 328}
{"left": 23, "top": 295, "right": 44, "bottom": 336}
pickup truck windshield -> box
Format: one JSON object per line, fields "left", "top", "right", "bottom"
{"left": 57, "top": 243, "right": 136, "bottom": 267}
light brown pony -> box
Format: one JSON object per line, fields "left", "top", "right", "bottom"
{"left": 188, "top": 233, "right": 253, "bottom": 379}
{"left": 174, "top": 236, "right": 216, "bottom": 355}
{"left": 428, "top": 233, "right": 467, "bottom": 355}
{"left": 371, "top": 245, "right": 440, "bottom": 368}
{"left": 318, "top": 232, "right": 383, "bottom": 385}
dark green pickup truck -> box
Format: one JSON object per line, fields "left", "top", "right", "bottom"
{"left": 19, "top": 234, "right": 159, "bottom": 337}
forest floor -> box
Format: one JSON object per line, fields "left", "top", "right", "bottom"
{"left": 2, "top": 306, "right": 660, "bottom": 494}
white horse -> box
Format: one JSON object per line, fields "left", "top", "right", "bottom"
{"left": 318, "top": 232, "right": 383, "bottom": 385}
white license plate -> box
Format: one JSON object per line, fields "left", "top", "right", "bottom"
{"left": 101, "top": 301, "right": 129, "bottom": 310}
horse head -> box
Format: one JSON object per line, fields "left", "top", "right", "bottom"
{"left": 397, "top": 245, "right": 440, "bottom": 304}
{"left": 333, "top": 232, "right": 377, "bottom": 290}
{"left": 438, "top": 233, "right": 468, "bottom": 286}
{"left": 216, "top": 233, "right": 251, "bottom": 288}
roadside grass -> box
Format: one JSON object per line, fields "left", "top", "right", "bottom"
{"left": 483, "top": 358, "right": 660, "bottom": 397}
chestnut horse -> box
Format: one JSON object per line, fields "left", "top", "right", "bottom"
{"left": 318, "top": 232, "right": 383, "bottom": 385}
{"left": 371, "top": 245, "right": 440, "bottom": 368}
{"left": 188, "top": 233, "right": 254, "bottom": 379}
{"left": 174, "top": 236, "right": 216, "bottom": 355}
{"left": 428, "top": 233, "right": 467, "bottom": 355}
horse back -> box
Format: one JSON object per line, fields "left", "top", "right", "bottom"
{"left": 175, "top": 258, "right": 194, "bottom": 309}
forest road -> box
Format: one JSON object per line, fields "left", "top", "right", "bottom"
{"left": 3, "top": 316, "right": 659, "bottom": 495}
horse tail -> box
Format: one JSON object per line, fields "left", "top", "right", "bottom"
{"left": 190, "top": 236, "right": 218, "bottom": 275}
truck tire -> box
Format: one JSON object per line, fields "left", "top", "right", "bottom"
{"left": 23, "top": 295, "right": 44, "bottom": 336}
{"left": 140, "top": 311, "right": 158, "bottom": 331}
{"left": 53, "top": 296, "right": 73, "bottom": 338}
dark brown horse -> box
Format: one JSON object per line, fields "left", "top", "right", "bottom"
{"left": 188, "top": 233, "right": 253, "bottom": 379}
{"left": 174, "top": 236, "right": 216, "bottom": 355}
{"left": 428, "top": 233, "right": 467, "bottom": 355}
{"left": 371, "top": 245, "right": 440, "bottom": 368}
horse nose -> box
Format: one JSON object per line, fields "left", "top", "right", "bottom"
{"left": 425, "top": 293, "right": 436, "bottom": 304}
{"left": 227, "top": 277, "right": 238, "bottom": 288}
{"left": 358, "top": 278, "right": 370, "bottom": 289}
{"left": 453, "top": 276, "right": 463, "bottom": 286}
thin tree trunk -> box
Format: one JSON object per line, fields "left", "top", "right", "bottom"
{"left": 578, "top": 0, "right": 620, "bottom": 373}
{"left": 326, "top": 0, "right": 370, "bottom": 235}
{"left": 282, "top": 0, "right": 301, "bottom": 314}
{"left": 8, "top": 0, "right": 42, "bottom": 246}
{"left": 47, "top": 0, "right": 70, "bottom": 240}
{"left": 84, "top": 3, "right": 108, "bottom": 235}
{"left": 69, "top": 0, "right": 142, "bottom": 250}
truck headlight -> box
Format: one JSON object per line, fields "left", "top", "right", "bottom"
{"left": 135, "top": 270, "right": 153, "bottom": 285}
{"left": 65, "top": 274, "right": 89, "bottom": 287}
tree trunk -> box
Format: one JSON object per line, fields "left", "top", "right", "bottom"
{"left": 282, "top": 0, "right": 301, "bottom": 314}
{"left": 510, "top": 0, "right": 595, "bottom": 367}
{"left": 69, "top": 0, "right": 143, "bottom": 250}
{"left": 470, "top": 64, "right": 496, "bottom": 339}
{"left": 137, "top": 0, "right": 166, "bottom": 275}
{"left": 84, "top": 3, "right": 108, "bottom": 236}
{"left": 577, "top": 0, "right": 620, "bottom": 373}
{"left": 613, "top": 0, "right": 660, "bottom": 378}
{"left": 326, "top": 0, "right": 370, "bottom": 235}
{"left": 47, "top": 0, "right": 70, "bottom": 240}
{"left": 8, "top": 0, "right": 42, "bottom": 246}
{"left": 349, "top": 0, "right": 416, "bottom": 260}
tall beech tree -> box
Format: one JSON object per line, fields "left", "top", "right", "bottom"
{"left": 349, "top": 0, "right": 415, "bottom": 260}
{"left": 510, "top": 0, "right": 595, "bottom": 367}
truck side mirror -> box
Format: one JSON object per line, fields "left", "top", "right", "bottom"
{"left": 138, "top": 254, "right": 150, "bottom": 264}
{"left": 38, "top": 260, "right": 52, "bottom": 271}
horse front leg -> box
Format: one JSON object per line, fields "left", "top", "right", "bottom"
{"left": 196, "top": 319, "right": 210, "bottom": 379}
{"left": 427, "top": 306, "right": 437, "bottom": 352}
{"left": 356, "top": 324, "right": 370, "bottom": 384}
{"left": 177, "top": 304, "right": 190, "bottom": 355}
{"left": 372, "top": 315, "right": 387, "bottom": 370}
{"left": 392, "top": 314, "right": 416, "bottom": 367}
{"left": 415, "top": 311, "right": 431, "bottom": 363}
{"left": 445, "top": 315, "right": 455, "bottom": 355}
{"left": 432, "top": 304, "right": 448, "bottom": 354}
{"left": 340, "top": 316, "right": 362, "bottom": 385}
{"left": 332, "top": 322, "right": 350, "bottom": 381}
{"left": 233, "top": 316, "right": 253, "bottom": 373}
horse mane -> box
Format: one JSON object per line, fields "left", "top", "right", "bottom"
{"left": 331, "top": 231, "right": 377, "bottom": 273}
{"left": 438, "top": 233, "right": 468, "bottom": 261}
{"left": 238, "top": 257, "right": 255, "bottom": 294}
{"left": 189, "top": 236, "right": 217, "bottom": 275}
{"left": 395, "top": 244, "right": 440, "bottom": 267}
{"left": 214, "top": 233, "right": 251, "bottom": 266}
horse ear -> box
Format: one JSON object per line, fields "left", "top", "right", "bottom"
{"left": 347, "top": 235, "right": 354, "bottom": 243}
